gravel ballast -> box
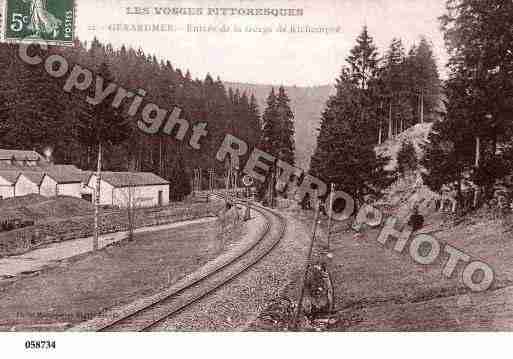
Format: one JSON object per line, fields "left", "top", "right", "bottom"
{"left": 149, "top": 210, "right": 312, "bottom": 331}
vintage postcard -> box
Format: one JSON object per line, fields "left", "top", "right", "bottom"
{"left": 1, "top": 0, "right": 513, "bottom": 356}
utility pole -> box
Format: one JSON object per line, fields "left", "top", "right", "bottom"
{"left": 159, "top": 137, "right": 163, "bottom": 175}
{"left": 199, "top": 168, "right": 202, "bottom": 193}
{"left": 420, "top": 89, "right": 424, "bottom": 124}
{"left": 292, "top": 189, "right": 320, "bottom": 329}
{"left": 225, "top": 159, "right": 231, "bottom": 204}
{"left": 326, "top": 183, "right": 335, "bottom": 251}
{"left": 93, "top": 142, "right": 102, "bottom": 251}
{"left": 270, "top": 159, "right": 278, "bottom": 208}
{"left": 475, "top": 136, "right": 481, "bottom": 168}
{"left": 242, "top": 175, "right": 253, "bottom": 220}
{"left": 208, "top": 168, "right": 213, "bottom": 190}
{"left": 192, "top": 169, "right": 197, "bottom": 197}
{"left": 234, "top": 168, "right": 239, "bottom": 198}
{"left": 388, "top": 101, "right": 393, "bottom": 139}
{"left": 378, "top": 122, "right": 382, "bottom": 145}
{"left": 207, "top": 168, "right": 214, "bottom": 202}
{"left": 378, "top": 102, "right": 383, "bottom": 145}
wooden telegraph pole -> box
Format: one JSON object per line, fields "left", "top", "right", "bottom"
{"left": 420, "top": 89, "right": 425, "bottom": 124}
{"left": 292, "top": 189, "right": 320, "bottom": 329}
{"left": 234, "top": 168, "right": 239, "bottom": 198}
{"left": 207, "top": 168, "right": 214, "bottom": 202}
{"left": 93, "top": 143, "right": 102, "bottom": 251}
{"left": 326, "top": 183, "right": 335, "bottom": 251}
{"left": 388, "top": 101, "right": 393, "bottom": 139}
{"left": 198, "top": 168, "right": 202, "bottom": 193}
{"left": 225, "top": 159, "right": 231, "bottom": 204}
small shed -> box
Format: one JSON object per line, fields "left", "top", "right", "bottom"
{"left": 87, "top": 172, "right": 170, "bottom": 208}
{"left": 0, "top": 171, "right": 18, "bottom": 199}
{"left": 40, "top": 165, "right": 85, "bottom": 198}
{"left": 15, "top": 172, "right": 44, "bottom": 197}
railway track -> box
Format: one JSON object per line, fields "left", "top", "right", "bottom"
{"left": 94, "top": 197, "right": 286, "bottom": 332}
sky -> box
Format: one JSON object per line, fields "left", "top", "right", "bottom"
{"left": 76, "top": 0, "right": 449, "bottom": 86}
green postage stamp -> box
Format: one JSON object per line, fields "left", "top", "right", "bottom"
{"left": 1, "top": 0, "right": 75, "bottom": 45}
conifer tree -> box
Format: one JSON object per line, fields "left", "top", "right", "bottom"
{"left": 248, "top": 94, "right": 262, "bottom": 151}
{"left": 311, "top": 67, "right": 395, "bottom": 206}
{"left": 346, "top": 26, "right": 379, "bottom": 90}
{"left": 276, "top": 86, "right": 295, "bottom": 165}
{"left": 0, "top": 37, "right": 264, "bottom": 202}
{"left": 405, "top": 37, "right": 441, "bottom": 124}
{"left": 75, "top": 61, "right": 131, "bottom": 169}
{"left": 424, "top": 0, "right": 513, "bottom": 204}
{"left": 260, "top": 88, "right": 279, "bottom": 155}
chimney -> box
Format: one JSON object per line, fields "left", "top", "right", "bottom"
{"left": 43, "top": 147, "right": 54, "bottom": 165}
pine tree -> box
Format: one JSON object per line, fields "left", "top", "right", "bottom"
{"left": 75, "top": 61, "right": 131, "bottom": 169}
{"left": 260, "top": 88, "right": 279, "bottom": 155}
{"left": 248, "top": 94, "right": 262, "bottom": 151}
{"left": 377, "top": 38, "right": 413, "bottom": 139}
{"left": 434, "top": 0, "right": 513, "bottom": 203}
{"left": 311, "top": 68, "right": 395, "bottom": 205}
{"left": 421, "top": 117, "right": 472, "bottom": 201}
{"left": 257, "top": 87, "right": 295, "bottom": 202}
{"left": 345, "top": 26, "right": 382, "bottom": 144}
{"left": 0, "top": 43, "right": 66, "bottom": 151}
{"left": 346, "top": 26, "right": 379, "bottom": 90}
{"left": 0, "top": 43, "right": 13, "bottom": 143}
{"left": 0, "top": 36, "right": 264, "bottom": 203}
{"left": 405, "top": 37, "right": 441, "bottom": 124}
{"left": 275, "top": 86, "right": 295, "bottom": 165}
{"left": 312, "top": 27, "right": 395, "bottom": 204}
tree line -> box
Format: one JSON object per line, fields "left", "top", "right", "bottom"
{"left": 422, "top": 0, "right": 513, "bottom": 208}
{"left": 310, "top": 26, "right": 441, "bottom": 205}
{"left": 311, "top": 0, "right": 513, "bottom": 211}
{"left": 0, "top": 38, "right": 262, "bottom": 200}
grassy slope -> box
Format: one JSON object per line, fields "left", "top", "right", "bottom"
{"left": 254, "top": 123, "right": 513, "bottom": 331}
{"left": 0, "top": 220, "right": 229, "bottom": 330}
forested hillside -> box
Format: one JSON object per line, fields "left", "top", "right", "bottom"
{"left": 0, "top": 39, "right": 261, "bottom": 200}
{"left": 226, "top": 82, "right": 334, "bottom": 170}
{"left": 310, "top": 0, "right": 513, "bottom": 211}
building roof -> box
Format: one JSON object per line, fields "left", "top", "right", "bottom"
{"left": 0, "top": 165, "right": 86, "bottom": 185}
{"left": 0, "top": 170, "right": 20, "bottom": 184}
{"left": 20, "top": 171, "right": 45, "bottom": 185}
{"left": 92, "top": 172, "right": 170, "bottom": 188}
{"left": 43, "top": 165, "right": 86, "bottom": 184}
{"left": 0, "top": 149, "right": 43, "bottom": 161}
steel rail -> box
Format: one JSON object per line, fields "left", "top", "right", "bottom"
{"left": 96, "top": 196, "right": 286, "bottom": 332}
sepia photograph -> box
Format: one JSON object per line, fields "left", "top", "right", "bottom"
{"left": 0, "top": 0, "right": 512, "bottom": 356}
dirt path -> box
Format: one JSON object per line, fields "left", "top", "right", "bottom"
{"left": 0, "top": 214, "right": 251, "bottom": 331}
{"left": 0, "top": 217, "right": 217, "bottom": 278}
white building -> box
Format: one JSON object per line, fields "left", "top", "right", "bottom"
{"left": 0, "top": 171, "right": 18, "bottom": 199}
{"left": 87, "top": 172, "right": 170, "bottom": 208}
{"left": 15, "top": 172, "right": 44, "bottom": 197}
{"left": 0, "top": 149, "right": 170, "bottom": 207}
{"left": 0, "top": 161, "right": 86, "bottom": 199}
{"left": 39, "top": 165, "right": 87, "bottom": 198}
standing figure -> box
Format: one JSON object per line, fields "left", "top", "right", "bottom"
{"left": 23, "top": 0, "right": 62, "bottom": 38}
{"left": 408, "top": 205, "right": 425, "bottom": 233}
